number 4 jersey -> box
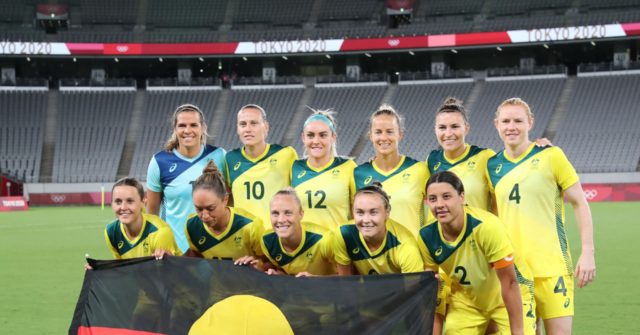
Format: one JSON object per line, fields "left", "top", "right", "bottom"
{"left": 486, "top": 144, "right": 579, "bottom": 277}
{"left": 225, "top": 144, "right": 298, "bottom": 228}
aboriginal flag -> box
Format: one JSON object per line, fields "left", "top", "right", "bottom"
{"left": 70, "top": 257, "right": 437, "bottom": 335}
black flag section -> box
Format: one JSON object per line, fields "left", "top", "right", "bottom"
{"left": 70, "top": 257, "right": 437, "bottom": 335}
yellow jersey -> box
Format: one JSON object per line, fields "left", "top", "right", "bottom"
{"left": 104, "top": 213, "right": 180, "bottom": 259}
{"left": 486, "top": 144, "right": 579, "bottom": 277}
{"left": 225, "top": 144, "right": 298, "bottom": 228}
{"left": 333, "top": 218, "right": 424, "bottom": 275}
{"left": 184, "top": 207, "right": 264, "bottom": 260}
{"left": 351, "top": 156, "right": 427, "bottom": 235}
{"left": 260, "top": 221, "right": 336, "bottom": 275}
{"left": 291, "top": 157, "right": 356, "bottom": 228}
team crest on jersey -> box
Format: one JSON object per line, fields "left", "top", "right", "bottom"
{"left": 117, "top": 241, "right": 124, "bottom": 249}
{"left": 467, "top": 161, "right": 476, "bottom": 169}
{"left": 198, "top": 236, "right": 206, "bottom": 245}
{"left": 402, "top": 172, "right": 411, "bottom": 183}
{"left": 306, "top": 251, "right": 313, "bottom": 259}
{"left": 433, "top": 162, "right": 441, "bottom": 171}
{"left": 269, "top": 158, "right": 277, "bottom": 166}
{"left": 352, "top": 247, "right": 360, "bottom": 255}
{"left": 363, "top": 176, "right": 372, "bottom": 185}
{"left": 169, "top": 163, "right": 177, "bottom": 173}
{"left": 469, "top": 239, "right": 477, "bottom": 250}
{"left": 531, "top": 158, "right": 540, "bottom": 168}
{"left": 143, "top": 241, "right": 149, "bottom": 251}
{"left": 495, "top": 163, "right": 502, "bottom": 174}
{"left": 297, "top": 170, "right": 306, "bottom": 178}
{"left": 434, "top": 246, "right": 443, "bottom": 256}
{"left": 234, "top": 235, "right": 242, "bottom": 247}
{"left": 233, "top": 162, "right": 241, "bottom": 171}
{"left": 275, "top": 254, "right": 283, "bottom": 262}
{"left": 332, "top": 169, "right": 340, "bottom": 176}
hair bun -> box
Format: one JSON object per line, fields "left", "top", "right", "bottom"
{"left": 202, "top": 160, "right": 219, "bottom": 175}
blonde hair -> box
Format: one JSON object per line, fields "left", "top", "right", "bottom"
{"left": 271, "top": 187, "right": 303, "bottom": 211}
{"left": 369, "top": 103, "right": 405, "bottom": 133}
{"left": 302, "top": 108, "right": 338, "bottom": 157}
{"left": 165, "top": 104, "right": 209, "bottom": 151}
{"left": 495, "top": 97, "right": 534, "bottom": 121}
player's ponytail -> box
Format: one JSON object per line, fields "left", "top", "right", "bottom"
{"left": 436, "top": 97, "right": 469, "bottom": 125}
{"left": 369, "top": 104, "right": 405, "bottom": 134}
{"left": 165, "top": 104, "right": 209, "bottom": 151}
{"left": 355, "top": 181, "right": 391, "bottom": 212}
{"left": 192, "top": 160, "right": 227, "bottom": 199}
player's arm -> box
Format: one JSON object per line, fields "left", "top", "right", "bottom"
{"left": 564, "top": 182, "right": 596, "bottom": 288}
{"left": 337, "top": 263, "right": 356, "bottom": 275}
{"left": 495, "top": 263, "right": 524, "bottom": 335}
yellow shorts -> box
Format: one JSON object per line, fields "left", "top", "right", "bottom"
{"left": 534, "top": 275, "right": 574, "bottom": 319}
{"left": 445, "top": 300, "right": 536, "bottom": 335}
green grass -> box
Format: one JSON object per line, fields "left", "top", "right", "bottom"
{"left": 1, "top": 203, "right": 639, "bottom": 334}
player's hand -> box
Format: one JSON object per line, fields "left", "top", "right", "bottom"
{"left": 153, "top": 249, "right": 173, "bottom": 260}
{"left": 266, "top": 268, "right": 285, "bottom": 276}
{"left": 575, "top": 251, "right": 596, "bottom": 288}
{"left": 84, "top": 263, "right": 93, "bottom": 271}
{"left": 295, "top": 271, "right": 315, "bottom": 278}
{"left": 534, "top": 137, "right": 552, "bottom": 147}
{"left": 234, "top": 256, "right": 257, "bottom": 266}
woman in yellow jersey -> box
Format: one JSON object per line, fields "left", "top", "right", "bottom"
{"left": 334, "top": 182, "right": 424, "bottom": 275}
{"left": 224, "top": 104, "right": 298, "bottom": 228}
{"left": 235, "top": 188, "right": 336, "bottom": 276}
{"left": 103, "top": 177, "right": 180, "bottom": 260}
{"left": 419, "top": 171, "right": 534, "bottom": 335}
{"left": 487, "top": 98, "right": 595, "bottom": 335}
{"left": 291, "top": 109, "right": 356, "bottom": 228}
{"left": 183, "top": 161, "right": 263, "bottom": 260}
{"left": 352, "top": 104, "right": 428, "bottom": 235}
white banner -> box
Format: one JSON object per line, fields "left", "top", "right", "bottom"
{"left": 507, "top": 24, "right": 625, "bottom": 43}
{"left": 235, "top": 39, "right": 343, "bottom": 55}
{"left": 0, "top": 41, "right": 70, "bottom": 55}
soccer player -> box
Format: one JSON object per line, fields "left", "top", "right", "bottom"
{"left": 104, "top": 177, "right": 180, "bottom": 259}
{"left": 419, "top": 171, "right": 536, "bottom": 335}
{"left": 184, "top": 161, "right": 263, "bottom": 260}
{"left": 236, "top": 188, "right": 336, "bottom": 276}
{"left": 487, "top": 97, "right": 596, "bottom": 335}
{"left": 333, "top": 182, "right": 424, "bottom": 275}
{"left": 291, "top": 109, "right": 356, "bottom": 228}
{"left": 224, "top": 104, "right": 298, "bottom": 228}
{"left": 351, "top": 104, "right": 428, "bottom": 235}
{"left": 146, "top": 104, "right": 226, "bottom": 252}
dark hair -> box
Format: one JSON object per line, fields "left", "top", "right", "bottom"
{"left": 165, "top": 103, "right": 209, "bottom": 151}
{"left": 192, "top": 160, "right": 227, "bottom": 199}
{"left": 238, "top": 104, "right": 268, "bottom": 122}
{"left": 369, "top": 103, "right": 405, "bottom": 133}
{"left": 426, "top": 171, "right": 465, "bottom": 195}
{"left": 112, "top": 177, "right": 145, "bottom": 200}
{"left": 271, "top": 187, "right": 302, "bottom": 211}
{"left": 354, "top": 181, "right": 391, "bottom": 211}
{"left": 435, "top": 97, "right": 469, "bottom": 125}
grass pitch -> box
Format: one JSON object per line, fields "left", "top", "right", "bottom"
{"left": 0, "top": 202, "right": 639, "bottom": 334}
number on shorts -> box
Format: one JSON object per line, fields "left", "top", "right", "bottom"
{"left": 554, "top": 276, "right": 567, "bottom": 296}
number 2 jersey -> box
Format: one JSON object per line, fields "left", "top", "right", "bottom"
{"left": 225, "top": 144, "right": 298, "bottom": 228}
{"left": 486, "top": 144, "right": 579, "bottom": 277}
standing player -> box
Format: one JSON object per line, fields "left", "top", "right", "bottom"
{"left": 146, "top": 104, "right": 226, "bottom": 252}
{"left": 487, "top": 98, "right": 596, "bottom": 334}
{"left": 236, "top": 188, "right": 336, "bottom": 276}
{"left": 351, "top": 104, "right": 428, "bottom": 235}
{"left": 105, "top": 177, "right": 180, "bottom": 259}
{"left": 225, "top": 104, "right": 298, "bottom": 228}
{"left": 291, "top": 109, "right": 356, "bottom": 228}
{"left": 184, "top": 161, "right": 263, "bottom": 260}
{"left": 419, "top": 171, "right": 536, "bottom": 335}
{"left": 333, "top": 182, "right": 424, "bottom": 275}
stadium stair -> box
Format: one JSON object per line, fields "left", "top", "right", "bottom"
{"left": 543, "top": 75, "right": 575, "bottom": 142}
{"left": 39, "top": 89, "right": 58, "bottom": 183}
{"left": 464, "top": 78, "right": 485, "bottom": 114}
{"left": 282, "top": 86, "right": 315, "bottom": 147}
{"left": 210, "top": 88, "right": 231, "bottom": 146}
{"left": 116, "top": 89, "right": 145, "bottom": 179}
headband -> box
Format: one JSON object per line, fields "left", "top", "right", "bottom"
{"left": 303, "top": 114, "right": 336, "bottom": 133}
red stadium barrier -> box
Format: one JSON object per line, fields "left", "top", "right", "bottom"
{"left": 0, "top": 196, "right": 29, "bottom": 211}
{"left": 581, "top": 183, "right": 640, "bottom": 202}
{"left": 29, "top": 192, "right": 111, "bottom": 206}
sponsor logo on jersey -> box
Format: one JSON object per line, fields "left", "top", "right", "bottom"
{"left": 435, "top": 246, "right": 443, "bottom": 256}
{"left": 306, "top": 251, "right": 313, "bottom": 259}
{"left": 364, "top": 176, "right": 372, "bottom": 185}
{"left": 198, "top": 236, "right": 206, "bottom": 245}
{"left": 275, "top": 254, "right": 283, "bottom": 262}
{"left": 495, "top": 163, "right": 502, "bottom": 174}
{"left": 169, "top": 163, "right": 177, "bottom": 173}
{"left": 433, "top": 162, "right": 441, "bottom": 171}
{"left": 297, "top": 170, "right": 306, "bottom": 178}
{"left": 352, "top": 247, "right": 360, "bottom": 255}
{"left": 117, "top": 241, "right": 124, "bottom": 249}
{"left": 234, "top": 162, "right": 241, "bottom": 171}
